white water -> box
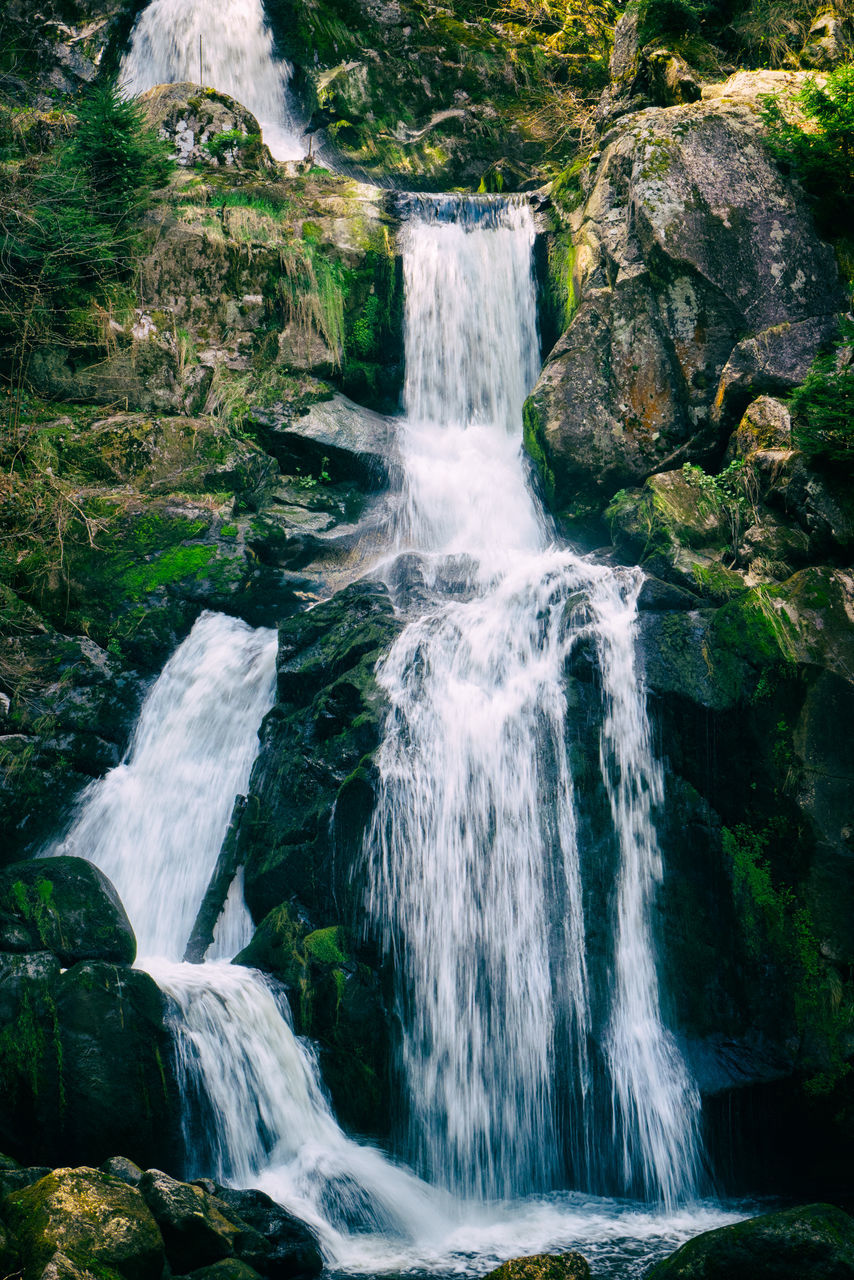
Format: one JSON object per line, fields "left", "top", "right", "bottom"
{"left": 53, "top": 612, "right": 277, "bottom": 961}
{"left": 120, "top": 0, "right": 304, "bottom": 162}
{"left": 365, "top": 194, "right": 704, "bottom": 1208}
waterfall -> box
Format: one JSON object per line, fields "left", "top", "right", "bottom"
{"left": 364, "top": 194, "right": 703, "bottom": 1207}
{"left": 54, "top": 612, "right": 278, "bottom": 961}
{"left": 119, "top": 0, "right": 304, "bottom": 163}
{"left": 39, "top": 193, "right": 731, "bottom": 1277}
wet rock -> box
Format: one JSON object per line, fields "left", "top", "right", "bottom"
{"left": 0, "top": 857, "right": 135, "bottom": 966}
{"left": 235, "top": 906, "right": 390, "bottom": 1136}
{"left": 54, "top": 963, "right": 181, "bottom": 1171}
{"left": 482, "top": 1254, "right": 591, "bottom": 1280}
{"left": 138, "top": 1170, "right": 239, "bottom": 1273}
{"left": 138, "top": 84, "right": 273, "bottom": 171}
{"left": 240, "top": 581, "right": 399, "bottom": 1135}
{"left": 647, "top": 1203, "right": 854, "bottom": 1278}
{"left": 4, "top": 1166, "right": 165, "bottom": 1280}
{"left": 206, "top": 1187, "right": 322, "bottom": 1280}
{"left": 525, "top": 89, "right": 844, "bottom": 521}
{"left": 99, "top": 1158, "right": 143, "bottom": 1187}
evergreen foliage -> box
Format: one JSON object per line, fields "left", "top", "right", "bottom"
{"left": 788, "top": 319, "right": 854, "bottom": 463}
{"left": 761, "top": 64, "right": 854, "bottom": 240}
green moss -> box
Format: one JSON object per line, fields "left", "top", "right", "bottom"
{"left": 724, "top": 823, "right": 852, "bottom": 1090}
{"left": 522, "top": 398, "right": 556, "bottom": 507}
{"left": 117, "top": 544, "right": 215, "bottom": 599}
{"left": 219, "top": 523, "right": 238, "bottom": 538}
{"left": 304, "top": 925, "right": 349, "bottom": 966}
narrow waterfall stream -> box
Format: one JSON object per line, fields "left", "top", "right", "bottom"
{"left": 46, "top": 194, "right": 746, "bottom": 1279}
{"left": 119, "top": 0, "right": 304, "bottom": 162}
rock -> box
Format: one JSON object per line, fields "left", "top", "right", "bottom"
{"left": 138, "top": 85, "right": 272, "bottom": 171}
{"left": 53, "top": 963, "right": 181, "bottom": 1172}
{"left": 243, "top": 579, "right": 400, "bottom": 923}
{"left": 0, "top": 857, "right": 135, "bottom": 966}
{"left": 0, "top": 618, "right": 144, "bottom": 862}
{"left": 0, "top": 953, "right": 64, "bottom": 1165}
{"left": 239, "top": 581, "right": 399, "bottom": 1136}
{"left": 185, "top": 1263, "right": 263, "bottom": 1280}
{"left": 482, "top": 1254, "right": 591, "bottom": 1280}
{"left": 730, "top": 396, "right": 792, "bottom": 458}
{"left": 206, "top": 1187, "right": 323, "bottom": 1280}
{"left": 801, "top": 12, "right": 854, "bottom": 69}
{"left": 138, "top": 1170, "right": 240, "bottom": 1273}
{"left": 99, "top": 1158, "right": 143, "bottom": 1187}
{"left": 235, "top": 906, "right": 390, "bottom": 1136}
{"left": 254, "top": 394, "right": 397, "bottom": 489}
{"left": 645, "top": 48, "right": 702, "bottom": 106}
{"left": 526, "top": 89, "right": 844, "bottom": 521}
{"left": 4, "top": 1166, "right": 165, "bottom": 1280}
{"left": 647, "top": 1203, "right": 854, "bottom": 1278}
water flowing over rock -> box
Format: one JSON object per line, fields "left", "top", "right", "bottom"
{"left": 119, "top": 0, "right": 304, "bottom": 162}
{"left": 364, "top": 193, "right": 702, "bottom": 1206}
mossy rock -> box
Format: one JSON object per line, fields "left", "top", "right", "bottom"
{"left": 137, "top": 1170, "right": 239, "bottom": 1274}
{"left": 4, "top": 1166, "right": 165, "bottom": 1280}
{"left": 0, "top": 857, "right": 135, "bottom": 967}
{"left": 483, "top": 1254, "right": 591, "bottom": 1280}
{"left": 647, "top": 1203, "right": 854, "bottom": 1278}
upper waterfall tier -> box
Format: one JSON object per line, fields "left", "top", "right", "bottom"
{"left": 120, "top": 0, "right": 304, "bottom": 162}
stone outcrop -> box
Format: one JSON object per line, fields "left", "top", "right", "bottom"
{"left": 0, "top": 1164, "right": 322, "bottom": 1280}
{"left": 525, "top": 78, "right": 845, "bottom": 526}
{"left": 138, "top": 85, "right": 273, "bottom": 171}
{"left": 647, "top": 1203, "right": 854, "bottom": 1279}
{"left": 0, "top": 857, "right": 135, "bottom": 965}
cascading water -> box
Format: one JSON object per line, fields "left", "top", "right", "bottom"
{"left": 43, "top": 196, "right": 741, "bottom": 1279}
{"left": 54, "top": 612, "right": 278, "bottom": 960}
{"left": 119, "top": 0, "right": 304, "bottom": 162}
{"left": 364, "top": 194, "right": 704, "bottom": 1208}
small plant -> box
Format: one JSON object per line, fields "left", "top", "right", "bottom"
{"left": 682, "top": 458, "right": 757, "bottom": 560}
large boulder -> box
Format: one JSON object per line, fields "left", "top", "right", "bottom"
{"left": 0, "top": 956, "right": 181, "bottom": 1171}
{"left": 4, "top": 1167, "right": 165, "bottom": 1280}
{"left": 205, "top": 1186, "right": 322, "bottom": 1280}
{"left": 0, "top": 857, "right": 135, "bottom": 966}
{"left": 647, "top": 1203, "right": 854, "bottom": 1278}
{"left": 138, "top": 85, "right": 273, "bottom": 171}
{"left": 137, "top": 1170, "right": 240, "bottom": 1274}
{"left": 525, "top": 87, "right": 844, "bottom": 525}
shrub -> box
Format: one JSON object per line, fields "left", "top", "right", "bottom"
{"left": 761, "top": 64, "right": 854, "bottom": 240}
{"left": 788, "top": 319, "right": 854, "bottom": 464}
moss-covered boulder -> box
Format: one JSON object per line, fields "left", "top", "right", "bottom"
{"left": 138, "top": 85, "right": 273, "bottom": 171}
{"left": 0, "top": 858, "right": 135, "bottom": 966}
{"left": 647, "top": 1203, "right": 854, "bottom": 1279}
{"left": 53, "top": 963, "right": 180, "bottom": 1172}
{"left": 137, "top": 1170, "right": 240, "bottom": 1274}
{"left": 4, "top": 1166, "right": 165, "bottom": 1280}
{"left": 482, "top": 1254, "right": 590, "bottom": 1280}
{"left": 0, "top": 953, "right": 181, "bottom": 1172}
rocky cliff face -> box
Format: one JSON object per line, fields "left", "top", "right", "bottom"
{"left": 525, "top": 72, "right": 845, "bottom": 528}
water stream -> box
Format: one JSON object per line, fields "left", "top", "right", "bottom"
{"left": 119, "top": 0, "right": 304, "bottom": 162}
{"left": 47, "top": 194, "right": 745, "bottom": 1277}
